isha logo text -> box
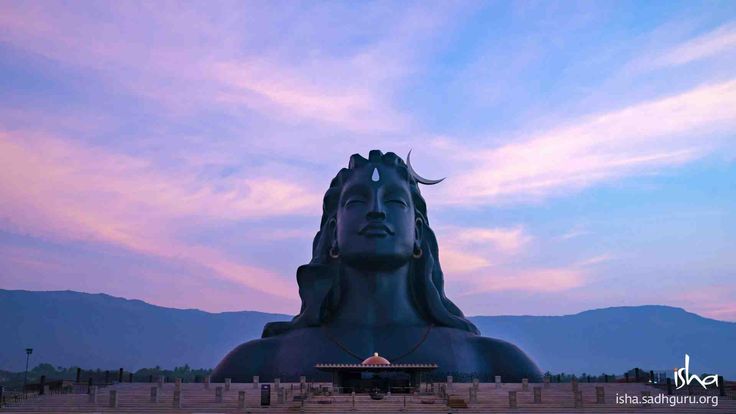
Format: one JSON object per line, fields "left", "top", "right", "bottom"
{"left": 674, "top": 354, "right": 718, "bottom": 389}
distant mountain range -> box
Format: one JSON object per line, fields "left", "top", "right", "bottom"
{"left": 1, "top": 289, "right": 734, "bottom": 378}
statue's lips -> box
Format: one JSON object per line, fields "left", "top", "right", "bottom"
{"left": 359, "top": 223, "right": 394, "bottom": 237}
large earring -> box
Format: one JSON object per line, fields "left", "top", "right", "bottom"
{"left": 330, "top": 242, "right": 340, "bottom": 259}
{"left": 414, "top": 218, "right": 423, "bottom": 259}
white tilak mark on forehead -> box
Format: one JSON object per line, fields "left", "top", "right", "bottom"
{"left": 372, "top": 167, "right": 380, "bottom": 182}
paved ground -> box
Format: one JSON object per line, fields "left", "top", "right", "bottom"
{"left": 1, "top": 381, "right": 732, "bottom": 413}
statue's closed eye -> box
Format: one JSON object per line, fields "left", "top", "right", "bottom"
{"left": 345, "top": 198, "right": 366, "bottom": 207}
{"left": 387, "top": 199, "right": 408, "bottom": 208}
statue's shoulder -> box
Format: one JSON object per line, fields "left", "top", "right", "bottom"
{"left": 471, "top": 335, "right": 542, "bottom": 382}
{"left": 212, "top": 327, "right": 327, "bottom": 382}
{"left": 226, "top": 335, "right": 282, "bottom": 357}
{"left": 471, "top": 335, "right": 524, "bottom": 353}
{"left": 211, "top": 336, "right": 283, "bottom": 381}
{"left": 221, "top": 327, "right": 325, "bottom": 361}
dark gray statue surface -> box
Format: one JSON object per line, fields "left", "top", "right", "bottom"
{"left": 212, "top": 150, "right": 541, "bottom": 382}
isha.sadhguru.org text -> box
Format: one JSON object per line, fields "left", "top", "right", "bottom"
{"left": 616, "top": 393, "right": 718, "bottom": 407}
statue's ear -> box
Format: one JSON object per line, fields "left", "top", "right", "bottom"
{"left": 415, "top": 217, "right": 424, "bottom": 243}
{"left": 329, "top": 217, "right": 338, "bottom": 243}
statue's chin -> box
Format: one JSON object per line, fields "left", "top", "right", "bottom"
{"left": 341, "top": 252, "right": 411, "bottom": 271}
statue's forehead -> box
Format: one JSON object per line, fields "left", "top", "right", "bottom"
{"left": 341, "top": 164, "right": 410, "bottom": 192}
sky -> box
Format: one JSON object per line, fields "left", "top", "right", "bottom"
{"left": 1, "top": 1, "right": 735, "bottom": 320}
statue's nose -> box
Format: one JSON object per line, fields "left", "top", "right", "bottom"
{"left": 366, "top": 197, "right": 386, "bottom": 221}
{"left": 366, "top": 210, "right": 386, "bottom": 221}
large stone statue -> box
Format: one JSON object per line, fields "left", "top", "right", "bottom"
{"left": 212, "top": 150, "right": 541, "bottom": 382}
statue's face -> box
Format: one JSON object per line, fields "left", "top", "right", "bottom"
{"left": 336, "top": 164, "right": 418, "bottom": 270}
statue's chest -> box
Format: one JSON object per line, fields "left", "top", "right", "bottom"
{"left": 397, "top": 328, "right": 484, "bottom": 373}
{"left": 275, "top": 326, "right": 482, "bottom": 375}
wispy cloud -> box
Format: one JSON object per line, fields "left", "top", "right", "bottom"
{"left": 453, "top": 253, "right": 613, "bottom": 296}
{"left": 440, "top": 249, "right": 493, "bottom": 274}
{"left": 642, "top": 23, "right": 736, "bottom": 70}
{"left": 674, "top": 285, "right": 736, "bottom": 320}
{"left": 0, "top": 2, "right": 456, "bottom": 134}
{"left": 211, "top": 57, "right": 409, "bottom": 133}
{"left": 437, "top": 226, "right": 608, "bottom": 295}
{"left": 436, "top": 225, "right": 531, "bottom": 274}
{"left": 575, "top": 253, "right": 614, "bottom": 267}
{"left": 437, "top": 225, "right": 592, "bottom": 294}
{"left": 0, "top": 130, "right": 320, "bottom": 300}
{"left": 440, "top": 225, "right": 531, "bottom": 255}
{"left": 439, "top": 79, "right": 736, "bottom": 205}
{"left": 460, "top": 267, "right": 588, "bottom": 295}
{"left": 559, "top": 225, "right": 590, "bottom": 240}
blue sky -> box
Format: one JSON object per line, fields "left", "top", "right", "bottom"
{"left": 1, "top": 1, "right": 735, "bottom": 320}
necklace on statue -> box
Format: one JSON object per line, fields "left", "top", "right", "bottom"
{"left": 322, "top": 323, "right": 434, "bottom": 362}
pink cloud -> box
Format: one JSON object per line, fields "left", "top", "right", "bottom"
{"left": 435, "top": 227, "right": 609, "bottom": 297}
{"left": 0, "top": 130, "right": 324, "bottom": 300}
{"left": 638, "top": 23, "right": 736, "bottom": 70}
{"left": 435, "top": 225, "right": 531, "bottom": 273}
{"left": 443, "top": 225, "right": 531, "bottom": 254}
{"left": 211, "top": 59, "right": 409, "bottom": 133}
{"left": 574, "top": 253, "right": 614, "bottom": 267}
{"left": 673, "top": 286, "right": 736, "bottom": 321}
{"left": 434, "top": 223, "right": 603, "bottom": 294}
{"left": 0, "top": 245, "right": 64, "bottom": 275}
{"left": 435, "top": 225, "right": 593, "bottom": 294}
{"left": 0, "top": 244, "right": 297, "bottom": 313}
{"left": 0, "top": 2, "right": 439, "bottom": 133}
{"left": 437, "top": 79, "right": 736, "bottom": 205}
{"left": 440, "top": 249, "right": 493, "bottom": 274}
{"left": 460, "top": 267, "right": 588, "bottom": 295}
{"left": 558, "top": 225, "right": 590, "bottom": 240}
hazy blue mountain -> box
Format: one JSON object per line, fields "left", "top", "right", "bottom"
{"left": 1, "top": 290, "right": 734, "bottom": 378}
{"left": 0, "top": 290, "right": 285, "bottom": 372}
{"left": 470, "top": 306, "right": 735, "bottom": 378}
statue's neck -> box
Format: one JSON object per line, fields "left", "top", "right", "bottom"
{"left": 330, "top": 262, "right": 425, "bottom": 328}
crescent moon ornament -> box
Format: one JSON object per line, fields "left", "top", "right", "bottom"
{"left": 406, "top": 150, "right": 445, "bottom": 185}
